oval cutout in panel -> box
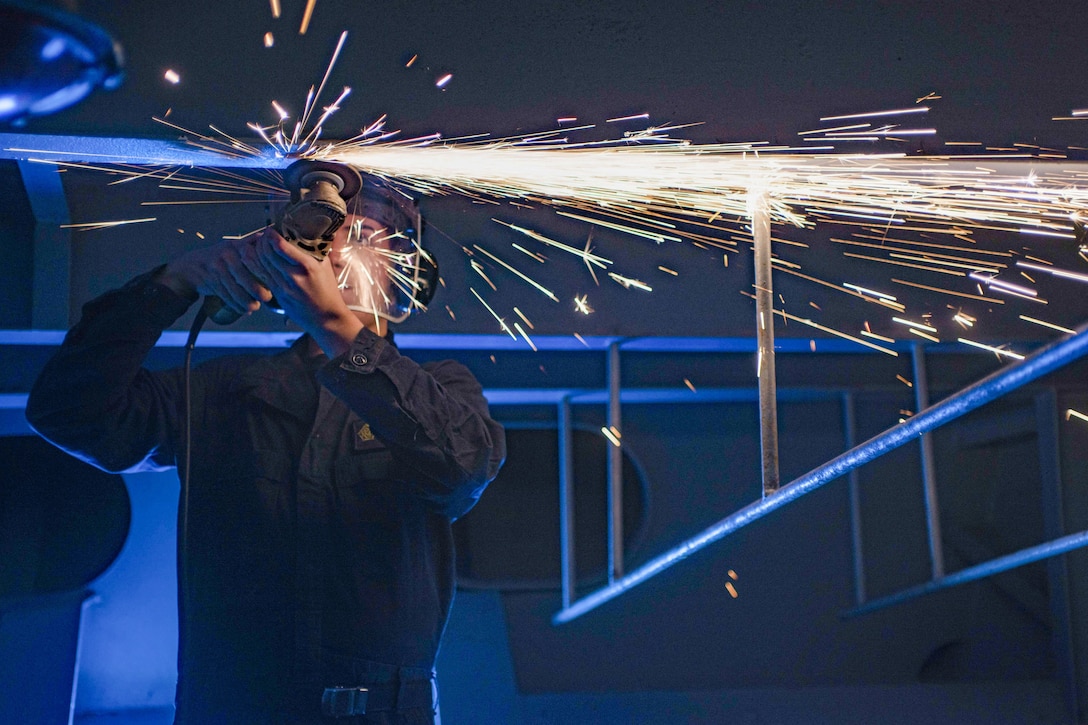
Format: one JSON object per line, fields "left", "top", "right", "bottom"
{"left": 453, "top": 425, "right": 647, "bottom": 590}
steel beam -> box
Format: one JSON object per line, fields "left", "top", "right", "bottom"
{"left": 1037, "top": 390, "right": 1080, "bottom": 722}
{"left": 842, "top": 392, "right": 866, "bottom": 606}
{"left": 607, "top": 341, "right": 624, "bottom": 581}
{"left": 558, "top": 396, "right": 576, "bottom": 609}
{"left": 750, "top": 193, "right": 779, "bottom": 494}
{"left": 912, "top": 342, "right": 945, "bottom": 579}
{"left": 845, "top": 528, "right": 1088, "bottom": 618}
{"left": 553, "top": 324, "right": 1088, "bottom": 624}
{"left": 0, "top": 132, "right": 287, "bottom": 168}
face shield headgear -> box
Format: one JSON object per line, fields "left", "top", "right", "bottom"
{"left": 330, "top": 181, "right": 438, "bottom": 324}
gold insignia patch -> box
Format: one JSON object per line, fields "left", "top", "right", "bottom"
{"left": 357, "top": 423, "right": 375, "bottom": 442}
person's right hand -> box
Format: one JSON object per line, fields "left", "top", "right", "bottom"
{"left": 156, "top": 236, "right": 274, "bottom": 317}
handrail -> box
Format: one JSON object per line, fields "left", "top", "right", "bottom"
{"left": 554, "top": 323, "right": 1088, "bottom": 624}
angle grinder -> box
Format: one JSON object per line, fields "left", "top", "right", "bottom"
{"left": 202, "top": 159, "right": 363, "bottom": 324}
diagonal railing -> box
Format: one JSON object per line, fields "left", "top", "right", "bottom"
{"left": 553, "top": 322, "right": 1088, "bottom": 624}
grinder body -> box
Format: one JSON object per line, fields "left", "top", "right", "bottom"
{"left": 203, "top": 161, "right": 363, "bottom": 324}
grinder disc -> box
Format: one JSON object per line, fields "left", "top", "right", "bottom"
{"left": 283, "top": 159, "right": 363, "bottom": 201}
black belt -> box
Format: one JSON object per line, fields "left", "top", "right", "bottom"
{"left": 321, "top": 677, "right": 433, "bottom": 717}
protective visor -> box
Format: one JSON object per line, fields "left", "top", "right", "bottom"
{"left": 331, "top": 189, "right": 431, "bottom": 324}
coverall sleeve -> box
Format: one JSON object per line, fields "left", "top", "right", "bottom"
{"left": 316, "top": 329, "right": 506, "bottom": 519}
{"left": 25, "top": 269, "right": 196, "bottom": 474}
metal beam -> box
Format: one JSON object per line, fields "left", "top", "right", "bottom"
{"left": 842, "top": 392, "right": 866, "bottom": 606}
{"left": 912, "top": 342, "right": 945, "bottom": 579}
{"left": 750, "top": 193, "right": 779, "bottom": 494}
{"left": 18, "top": 160, "right": 72, "bottom": 330}
{"left": 553, "top": 324, "right": 1088, "bottom": 624}
{"left": 0, "top": 132, "right": 286, "bottom": 168}
{"left": 1036, "top": 390, "right": 1080, "bottom": 722}
{"left": 607, "top": 341, "right": 624, "bottom": 581}
{"left": 558, "top": 396, "right": 576, "bottom": 609}
{"left": 845, "top": 528, "right": 1088, "bottom": 618}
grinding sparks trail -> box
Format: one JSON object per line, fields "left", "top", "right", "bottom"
{"left": 35, "top": 37, "right": 1088, "bottom": 355}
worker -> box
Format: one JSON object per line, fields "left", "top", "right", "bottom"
{"left": 26, "top": 181, "right": 506, "bottom": 724}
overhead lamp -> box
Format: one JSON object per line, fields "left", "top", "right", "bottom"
{"left": 0, "top": 0, "right": 123, "bottom": 126}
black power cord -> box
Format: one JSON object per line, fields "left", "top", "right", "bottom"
{"left": 179, "top": 304, "right": 209, "bottom": 642}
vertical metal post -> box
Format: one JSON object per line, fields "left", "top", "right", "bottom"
{"left": 558, "top": 395, "right": 576, "bottom": 609}
{"left": 842, "top": 392, "right": 867, "bottom": 606}
{"left": 1035, "top": 389, "right": 1080, "bottom": 723}
{"left": 19, "top": 161, "right": 71, "bottom": 329}
{"left": 607, "top": 341, "right": 623, "bottom": 582}
{"left": 750, "top": 192, "right": 780, "bottom": 495}
{"left": 911, "top": 342, "right": 945, "bottom": 580}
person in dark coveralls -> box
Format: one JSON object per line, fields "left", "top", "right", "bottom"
{"left": 26, "top": 185, "right": 506, "bottom": 724}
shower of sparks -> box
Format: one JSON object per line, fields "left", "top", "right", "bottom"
{"left": 38, "top": 46, "right": 1088, "bottom": 357}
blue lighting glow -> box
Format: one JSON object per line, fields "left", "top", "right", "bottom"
{"left": 40, "top": 37, "right": 67, "bottom": 60}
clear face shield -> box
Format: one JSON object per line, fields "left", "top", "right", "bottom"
{"left": 328, "top": 186, "right": 434, "bottom": 325}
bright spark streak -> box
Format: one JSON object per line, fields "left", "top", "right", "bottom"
{"left": 861, "top": 330, "right": 895, "bottom": 343}
{"left": 958, "top": 338, "right": 1025, "bottom": 360}
{"left": 574, "top": 294, "right": 593, "bottom": 314}
{"left": 820, "top": 106, "right": 929, "bottom": 122}
{"left": 264, "top": 32, "right": 274, "bottom": 48}
{"left": 891, "top": 277, "right": 1003, "bottom": 303}
{"left": 1020, "top": 315, "right": 1075, "bottom": 334}
{"left": 513, "top": 307, "right": 534, "bottom": 329}
{"left": 60, "top": 217, "right": 156, "bottom": 230}
{"left": 269, "top": 0, "right": 280, "bottom": 18}
{"left": 492, "top": 219, "right": 612, "bottom": 268}
{"left": 470, "top": 287, "right": 515, "bottom": 338}
{"left": 436, "top": 73, "right": 453, "bottom": 88}
{"left": 766, "top": 305, "right": 897, "bottom": 356}
{"left": 473, "top": 245, "right": 559, "bottom": 301}
{"left": 909, "top": 328, "right": 940, "bottom": 342}
{"left": 164, "top": 69, "right": 181, "bottom": 84}
{"left": 601, "top": 426, "right": 622, "bottom": 446}
{"left": 514, "top": 322, "right": 537, "bottom": 351}
{"left": 843, "top": 282, "right": 896, "bottom": 300}
{"left": 892, "top": 317, "right": 937, "bottom": 333}
{"left": 1016, "top": 260, "right": 1088, "bottom": 285}
{"left": 969, "top": 272, "right": 1038, "bottom": 298}
{"left": 1067, "top": 409, "right": 1088, "bottom": 423}
{"left": 608, "top": 273, "right": 652, "bottom": 291}
{"left": 299, "top": 0, "right": 317, "bottom": 34}
{"left": 607, "top": 113, "right": 650, "bottom": 123}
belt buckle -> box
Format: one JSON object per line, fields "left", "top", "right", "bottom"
{"left": 321, "top": 686, "right": 369, "bottom": 717}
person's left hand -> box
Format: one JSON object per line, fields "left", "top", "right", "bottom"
{"left": 248, "top": 228, "right": 363, "bottom": 356}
